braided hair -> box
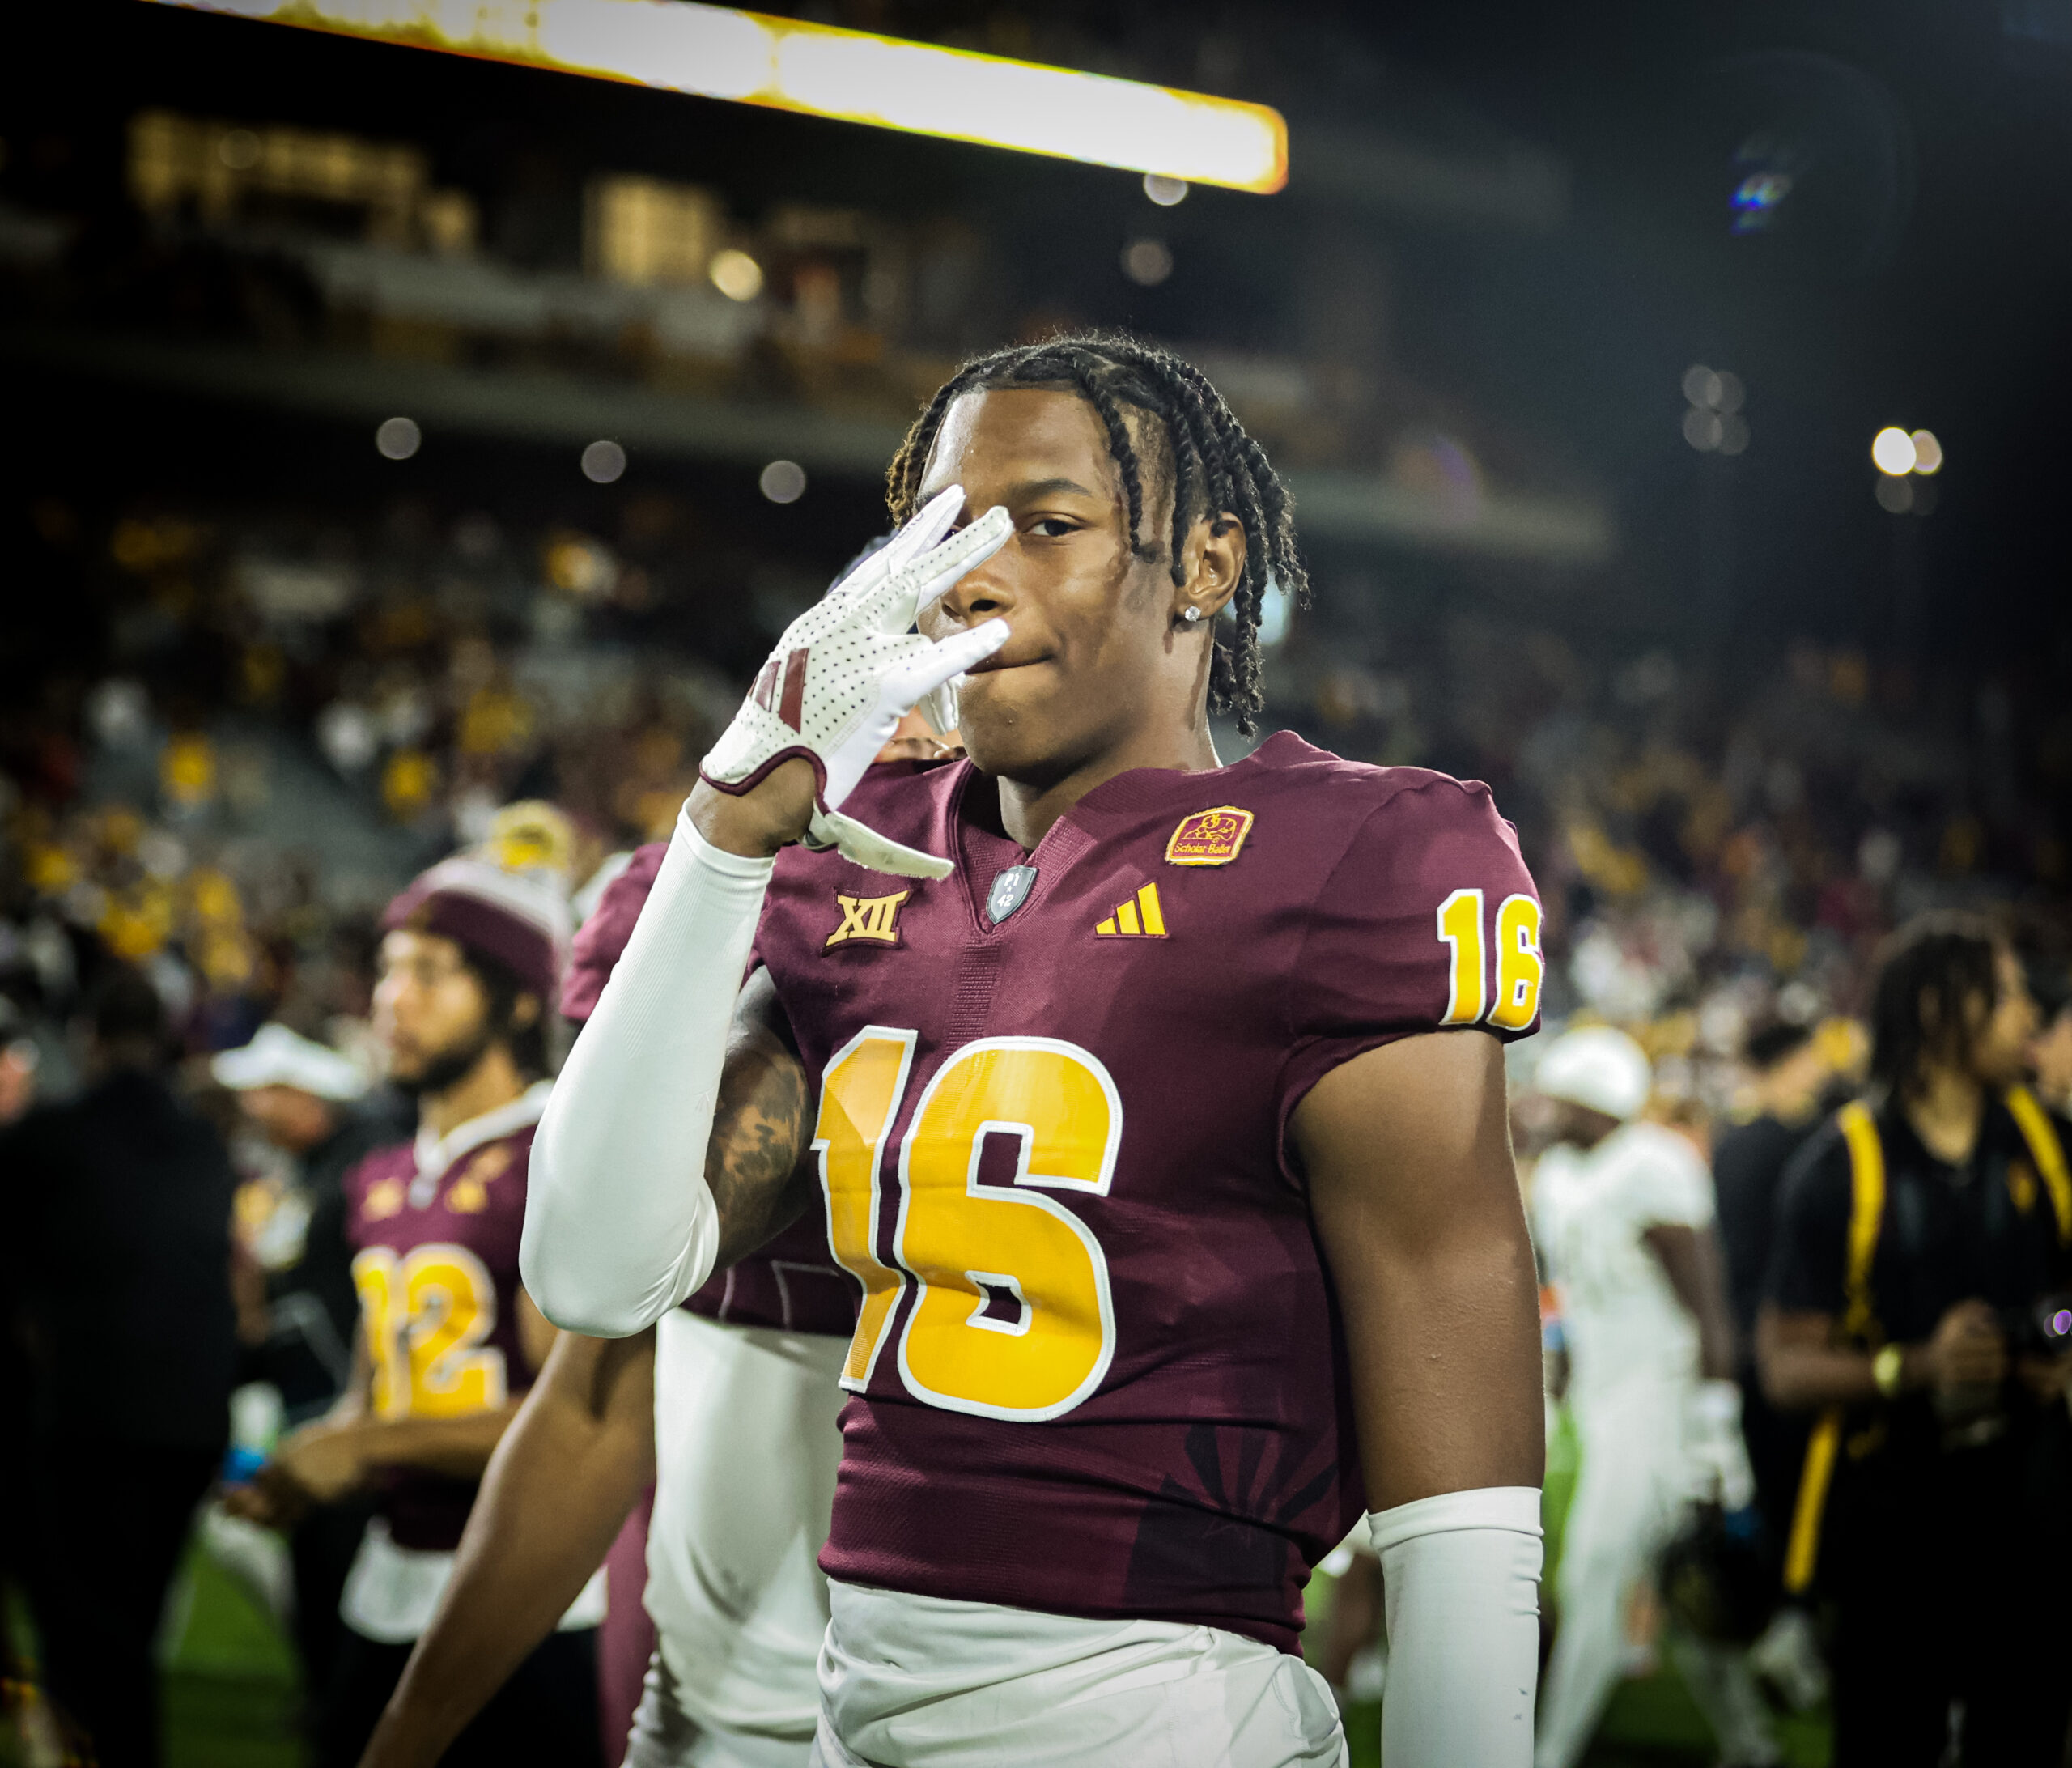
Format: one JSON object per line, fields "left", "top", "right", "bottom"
{"left": 886, "top": 332, "right": 1306, "bottom": 735}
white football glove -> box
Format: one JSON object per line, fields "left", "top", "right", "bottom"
{"left": 1684, "top": 1379, "right": 1756, "bottom": 1513}
{"left": 700, "top": 486, "right": 1011, "bottom": 879}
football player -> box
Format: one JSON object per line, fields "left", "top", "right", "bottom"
{"left": 527, "top": 334, "right": 1549, "bottom": 1767}
{"left": 229, "top": 855, "right": 598, "bottom": 1768}
{"left": 1526, "top": 1027, "right": 1774, "bottom": 1768}
{"left": 359, "top": 839, "right": 854, "bottom": 1768}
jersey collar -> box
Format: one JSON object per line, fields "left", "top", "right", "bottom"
{"left": 409, "top": 1078, "right": 552, "bottom": 1209}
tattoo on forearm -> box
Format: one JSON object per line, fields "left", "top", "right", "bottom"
{"left": 707, "top": 1040, "right": 810, "bottom": 1264}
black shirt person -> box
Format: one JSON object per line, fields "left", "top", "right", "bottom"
{"left": 1711, "top": 1021, "right": 1830, "bottom": 1582}
{"left": 1, "top": 969, "right": 239, "bottom": 1768}
{"left": 1760, "top": 915, "right": 2072, "bottom": 1767}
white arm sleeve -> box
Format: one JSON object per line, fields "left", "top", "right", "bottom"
{"left": 1369, "top": 1485, "right": 1543, "bottom": 1768}
{"left": 521, "top": 812, "right": 774, "bottom": 1337}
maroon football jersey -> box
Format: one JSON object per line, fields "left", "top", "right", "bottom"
{"left": 344, "top": 1094, "right": 546, "bottom": 1550}
{"left": 749, "top": 732, "right": 1544, "bottom": 1652}
{"left": 566, "top": 844, "right": 856, "bottom": 1337}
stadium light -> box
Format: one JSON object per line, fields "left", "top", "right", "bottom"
{"left": 138, "top": 0, "right": 1289, "bottom": 194}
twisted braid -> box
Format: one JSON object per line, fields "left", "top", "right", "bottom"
{"left": 885, "top": 331, "right": 1307, "bottom": 735}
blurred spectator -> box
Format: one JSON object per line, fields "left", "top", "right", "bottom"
{"left": 0, "top": 995, "right": 40, "bottom": 1124}
{"left": 1715, "top": 1022, "right": 1832, "bottom": 1350}
{"left": 1760, "top": 915, "right": 2072, "bottom": 1766}
{"left": 1711, "top": 1023, "right": 1829, "bottom": 1573}
{"left": 214, "top": 1023, "right": 402, "bottom": 1419}
{"left": 1529, "top": 1029, "right": 1774, "bottom": 1768}
{"left": 2025, "top": 956, "right": 2072, "bottom": 1115}
{"left": 212, "top": 1021, "right": 410, "bottom": 1708}
{"left": 1, "top": 968, "right": 238, "bottom": 1768}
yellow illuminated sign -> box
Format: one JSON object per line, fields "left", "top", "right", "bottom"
{"left": 138, "top": 0, "right": 1289, "bottom": 194}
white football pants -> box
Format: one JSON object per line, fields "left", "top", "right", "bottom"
{"left": 626, "top": 1308, "right": 847, "bottom": 1767}
{"left": 1535, "top": 1383, "right": 1776, "bottom": 1768}
{"left": 808, "top": 1578, "right": 1347, "bottom": 1768}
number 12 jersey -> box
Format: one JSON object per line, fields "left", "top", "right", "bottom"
{"left": 749, "top": 731, "right": 1542, "bottom": 1652}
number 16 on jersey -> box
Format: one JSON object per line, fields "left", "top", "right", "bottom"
{"left": 1437, "top": 887, "right": 1544, "bottom": 1031}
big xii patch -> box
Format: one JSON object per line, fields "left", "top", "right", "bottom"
{"left": 826, "top": 890, "right": 909, "bottom": 949}
{"left": 1164, "top": 805, "right": 1255, "bottom": 867}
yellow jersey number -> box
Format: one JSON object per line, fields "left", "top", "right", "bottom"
{"left": 815, "top": 1030, "right": 1123, "bottom": 1422}
{"left": 351, "top": 1243, "right": 507, "bottom": 1420}
{"left": 1437, "top": 888, "right": 1544, "bottom": 1032}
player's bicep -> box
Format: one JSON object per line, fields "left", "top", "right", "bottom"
{"left": 707, "top": 965, "right": 813, "bottom": 1267}
{"left": 1294, "top": 1029, "right": 1543, "bottom": 1508}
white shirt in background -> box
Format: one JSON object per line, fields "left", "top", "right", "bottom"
{"left": 1531, "top": 1120, "right": 1714, "bottom": 1404}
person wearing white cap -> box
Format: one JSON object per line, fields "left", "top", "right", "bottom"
{"left": 214, "top": 1023, "right": 380, "bottom": 1399}
{"left": 214, "top": 1023, "right": 409, "bottom": 1702}
{"left": 1529, "top": 1026, "right": 1776, "bottom": 1768}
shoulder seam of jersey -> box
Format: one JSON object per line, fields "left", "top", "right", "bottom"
{"left": 1277, "top": 790, "right": 1404, "bottom": 1067}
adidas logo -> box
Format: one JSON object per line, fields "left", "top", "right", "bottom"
{"left": 1094, "top": 882, "right": 1168, "bottom": 938}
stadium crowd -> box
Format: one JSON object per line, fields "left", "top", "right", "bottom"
{"left": 6, "top": 484, "right": 2067, "bottom": 1115}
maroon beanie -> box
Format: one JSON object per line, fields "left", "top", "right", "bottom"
{"left": 383, "top": 856, "right": 571, "bottom": 1009}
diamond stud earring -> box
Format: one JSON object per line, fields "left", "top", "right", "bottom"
{"left": 1179, "top": 606, "right": 1204, "bottom": 625}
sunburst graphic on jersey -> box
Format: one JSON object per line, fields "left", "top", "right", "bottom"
{"left": 1094, "top": 882, "right": 1167, "bottom": 938}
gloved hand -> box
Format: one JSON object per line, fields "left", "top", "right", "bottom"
{"left": 700, "top": 486, "right": 1011, "bottom": 878}
{"left": 1684, "top": 1378, "right": 1756, "bottom": 1513}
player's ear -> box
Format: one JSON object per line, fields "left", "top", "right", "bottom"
{"left": 1174, "top": 512, "right": 1244, "bottom": 625}
{"left": 511, "top": 992, "right": 540, "bottom": 1032}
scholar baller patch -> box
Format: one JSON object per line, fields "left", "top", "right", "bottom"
{"left": 1164, "top": 805, "right": 1255, "bottom": 867}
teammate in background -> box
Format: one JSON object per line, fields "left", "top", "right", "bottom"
{"left": 228, "top": 856, "right": 602, "bottom": 1768}
{"left": 213, "top": 1022, "right": 411, "bottom": 1706}
{"left": 361, "top": 838, "right": 856, "bottom": 1768}
{"left": 1530, "top": 1027, "right": 1777, "bottom": 1768}
{"left": 1760, "top": 916, "right": 2072, "bottom": 1765}
{"left": 528, "top": 334, "right": 1549, "bottom": 1767}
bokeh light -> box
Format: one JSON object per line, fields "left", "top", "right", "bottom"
{"left": 1683, "top": 366, "right": 1751, "bottom": 455}
{"left": 1122, "top": 238, "right": 1174, "bottom": 285}
{"left": 1870, "top": 427, "right": 1917, "bottom": 476}
{"left": 1684, "top": 408, "right": 1725, "bottom": 452}
{"left": 1909, "top": 429, "right": 1943, "bottom": 474}
{"left": 1143, "top": 173, "right": 1189, "bottom": 206}
{"left": 375, "top": 416, "right": 421, "bottom": 460}
{"left": 581, "top": 440, "right": 627, "bottom": 483}
{"left": 759, "top": 460, "right": 807, "bottom": 504}
{"left": 708, "top": 248, "right": 764, "bottom": 302}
